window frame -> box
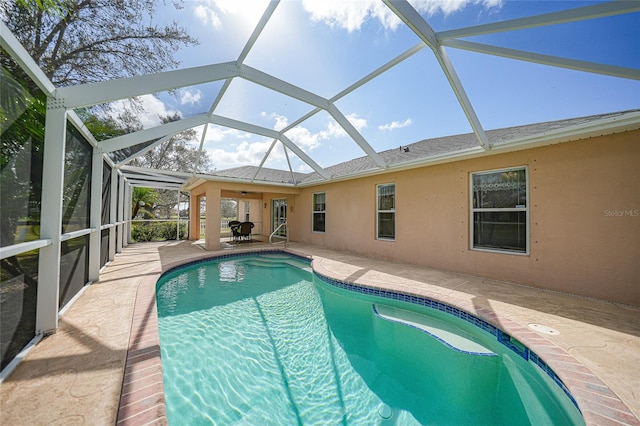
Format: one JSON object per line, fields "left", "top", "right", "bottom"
{"left": 376, "top": 183, "right": 395, "bottom": 241}
{"left": 470, "top": 166, "right": 529, "bottom": 255}
{"left": 312, "top": 192, "right": 326, "bottom": 233}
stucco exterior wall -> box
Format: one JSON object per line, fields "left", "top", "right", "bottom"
{"left": 290, "top": 130, "right": 640, "bottom": 306}
{"left": 190, "top": 181, "right": 300, "bottom": 248}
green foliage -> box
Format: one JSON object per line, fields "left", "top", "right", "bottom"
{"left": 130, "top": 113, "right": 213, "bottom": 173}
{"left": 131, "top": 222, "right": 186, "bottom": 242}
{"left": 1, "top": 59, "right": 46, "bottom": 246}
{"left": 76, "top": 109, "right": 126, "bottom": 140}
{"left": 15, "top": 0, "right": 69, "bottom": 16}
{"left": 5, "top": 0, "right": 198, "bottom": 86}
{"left": 131, "top": 187, "right": 158, "bottom": 219}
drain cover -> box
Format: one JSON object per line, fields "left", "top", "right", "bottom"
{"left": 528, "top": 323, "right": 560, "bottom": 335}
{"left": 378, "top": 404, "right": 392, "bottom": 419}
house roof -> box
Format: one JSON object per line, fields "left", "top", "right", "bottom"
{"left": 183, "top": 108, "right": 640, "bottom": 189}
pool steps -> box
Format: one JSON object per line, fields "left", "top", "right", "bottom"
{"left": 372, "top": 304, "right": 497, "bottom": 356}
{"left": 243, "top": 254, "right": 313, "bottom": 273}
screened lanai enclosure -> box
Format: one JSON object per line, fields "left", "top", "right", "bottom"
{"left": 1, "top": 0, "right": 639, "bottom": 377}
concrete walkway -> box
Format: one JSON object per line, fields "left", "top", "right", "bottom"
{"left": 1, "top": 240, "right": 638, "bottom": 425}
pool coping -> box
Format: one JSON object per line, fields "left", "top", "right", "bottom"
{"left": 116, "top": 247, "right": 639, "bottom": 426}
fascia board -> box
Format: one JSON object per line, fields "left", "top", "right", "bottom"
{"left": 297, "top": 113, "right": 640, "bottom": 188}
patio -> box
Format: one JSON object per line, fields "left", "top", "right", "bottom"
{"left": 0, "top": 241, "right": 638, "bottom": 425}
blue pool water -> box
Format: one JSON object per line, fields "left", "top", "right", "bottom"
{"left": 156, "top": 253, "right": 584, "bottom": 425}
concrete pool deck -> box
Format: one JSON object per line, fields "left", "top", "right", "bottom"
{"left": 1, "top": 240, "right": 639, "bottom": 425}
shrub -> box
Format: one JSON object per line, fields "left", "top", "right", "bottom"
{"left": 131, "top": 222, "right": 187, "bottom": 242}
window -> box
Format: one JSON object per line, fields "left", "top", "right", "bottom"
{"left": 312, "top": 192, "right": 325, "bottom": 232}
{"left": 377, "top": 183, "right": 395, "bottom": 240}
{"left": 471, "top": 167, "right": 528, "bottom": 254}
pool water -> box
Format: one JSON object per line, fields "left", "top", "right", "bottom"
{"left": 156, "top": 254, "right": 583, "bottom": 425}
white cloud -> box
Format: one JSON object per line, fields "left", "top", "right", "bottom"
{"left": 302, "top": 0, "right": 400, "bottom": 32}
{"left": 344, "top": 113, "right": 367, "bottom": 132}
{"left": 413, "top": 0, "right": 502, "bottom": 16}
{"left": 378, "top": 118, "right": 413, "bottom": 131}
{"left": 107, "top": 94, "right": 180, "bottom": 129}
{"left": 205, "top": 139, "right": 279, "bottom": 169}
{"left": 194, "top": 5, "right": 222, "bottom": 29}
{"left": 204, "top": 111, "right": 368, "bottom": 170}
{"left": 179, "top": 89, "right": 202, "bottom": 106}
{"left": 286, "top": 126, "right": 323, "bottom": 150}
{"left": 263, "top": 112, "right": 289, "bottom": 131}
{"left": 284, "top": 113, "right": 367, "bottom": 150}
{"left": 301, "top": 0, "right": 502, "bottom": 32}
{"left": 193, "top": 0, "right": 268, "bottom": 31}
{"left": 201, "top": 126, "right": 247, "bottom": 142}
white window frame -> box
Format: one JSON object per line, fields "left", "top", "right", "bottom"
{"left": 376, "top": 183, "right": 395, "bottom": 241}
{"left": 470, "top": 166, "right": 529, "bottom": 255}
{"left": 312, "top": 192, "right": 326, "bottom": 233}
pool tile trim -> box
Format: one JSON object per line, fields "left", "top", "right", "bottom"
{"left": 315, "top": 271, "right": 578, "bottom": 410}
{"left": 119, "top": 248, "right": 638, "bottom": 426}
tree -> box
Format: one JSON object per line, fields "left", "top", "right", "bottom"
{"left": 128, "top": 112, "right": 212, "bottom": 219}
{"left": 2, "top": 0, "right": 198, "bottom": 86}
{"left": 130, "top": 112, "right": 212, "bottom": 172}
{"left": 221, "top": 199, "right": 238, "bottom": 219}
{"left": 3, "top": 0, "right": 208, "bottom": 241}
{"left": 1, "top": 61, "right": 46, "bottom": 247}
{"left": 131, "top": 187, "right": 157, "bottom": 219}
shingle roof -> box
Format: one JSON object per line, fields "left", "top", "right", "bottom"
{"left": 199, "top": 109, "right": 640, "bottom": 186}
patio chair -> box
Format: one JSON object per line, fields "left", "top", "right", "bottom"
{"left": 229, "top": 220, "right": 242, "bottom": 241}
{"left": 238, "top": 221, "right": 254, "bottom": 242}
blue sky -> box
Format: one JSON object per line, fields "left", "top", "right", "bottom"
{"left": 113, "top": 0, "right": 640, "bottom": 173}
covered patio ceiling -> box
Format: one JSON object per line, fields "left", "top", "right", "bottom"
{"left": 6, "top": 0, "right": 640, "bottom": 191}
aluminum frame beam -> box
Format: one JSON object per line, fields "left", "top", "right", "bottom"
{"left": 208, "top": 114, "right": 330, "bottom": 179}
{"left": 438, "top": 1, "right": 640, "bottom": 40}
{"left": 383, "top": 0, "right": 490, "bottom": 149}
{"left": 442, "top": 39, "right": 640, "bottom": 80}
{"left": 327, "top": 104, "right": 387, "bottom": 168}
{"left": 99, "top": 114, "right": 210, "bottom": 152}
{"left": 123, "top": 172, "right": 185, "bottom": 184}
{"left": 127, "top": 180, "right": 183, "bottom": 189}
{"left": 56, "top": 62, "right": 239, "bottom": 109}
{"left": 36, "top": 105, "right": 66, "bottom": 333}
{"left": 116, "top": 135, "right": 172, "bottom": 167}
{"left": 0, "top": 21, "right": 56, "bottom": 95}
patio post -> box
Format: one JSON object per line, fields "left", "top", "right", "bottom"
{"left": 36, "top": 104, "right": 66, "bottom": 334}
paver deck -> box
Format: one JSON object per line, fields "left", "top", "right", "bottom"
{"left": 1, "top": 240, "right": 639, "bottom": 425}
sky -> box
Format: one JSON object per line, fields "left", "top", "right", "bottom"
{"left": 105, "top": 0, "right": 640, "bottom": 174}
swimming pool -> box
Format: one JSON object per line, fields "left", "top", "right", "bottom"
{"left": 156, "top": 253, "right": 584, "bottom": 425}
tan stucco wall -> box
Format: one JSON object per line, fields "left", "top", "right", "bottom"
{"left": 189, "top": 181, "right": 299, "bottom": 249}
{"left": 289, "top": 130, "right": 640, "bottom": 306}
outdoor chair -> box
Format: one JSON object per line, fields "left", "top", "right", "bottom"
{"left": 238, "top": 221, "right": 254, "bottom": 242}
{"left": 228, "top": 220, "right": 242, "bottom": 241}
